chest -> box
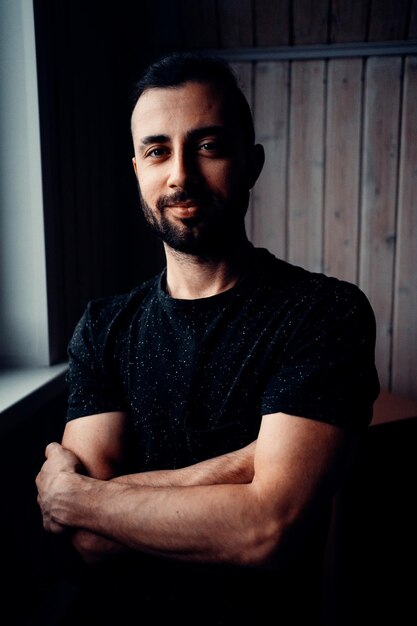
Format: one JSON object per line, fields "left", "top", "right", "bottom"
{"left": 118, "top": 293, "right": 288, "bottom": 468}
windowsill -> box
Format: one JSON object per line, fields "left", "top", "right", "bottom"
{"left": 0, "top": 362, "right": 68, "bottom": 435}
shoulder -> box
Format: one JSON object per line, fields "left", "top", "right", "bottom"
{"left": 254, "top": 247, "right": 375, "bottom": 324}
{"left": 255, "top": 250, "right": 379, "bottom": 429}
{"left": 85, "top": 275, "right": 160, "bottom": 323}
{"left": 71, "top": 274, "right": 161, "bottom": 344}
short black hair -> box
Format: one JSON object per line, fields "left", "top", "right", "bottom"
{"left": 131, "top": 52, "right": 255, "bottom": 146}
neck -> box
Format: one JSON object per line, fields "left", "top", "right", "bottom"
{"left": 164, "top": 238, "right": 254, "bottom": 300}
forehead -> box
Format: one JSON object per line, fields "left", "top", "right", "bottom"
{"left": 131, "top": 81, "right": 234, "bottom": 139}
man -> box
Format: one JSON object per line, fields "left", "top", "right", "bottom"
{"left": 36, "top": 52, "right": 379, "bottom": 625}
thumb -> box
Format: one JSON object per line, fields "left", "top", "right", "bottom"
{"left": 45, "top": 442, "right": 61, "bottom": 458}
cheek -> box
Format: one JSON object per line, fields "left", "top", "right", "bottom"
{"left": 137, "top": 169, "right": 163, "bottom": 203}
{"left": 203, "top": 161, "right": 246, "bottom": 198}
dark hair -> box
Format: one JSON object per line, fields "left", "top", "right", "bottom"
{"left": 131, "top": 52, "right": 255, "bottom": 146}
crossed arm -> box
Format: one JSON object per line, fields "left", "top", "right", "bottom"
{"left": 36, "top": 410, "right": 358, "bottom": 569}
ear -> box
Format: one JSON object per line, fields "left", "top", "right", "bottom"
{"left": 132, "top": 156, "right": 138, "bottom": 177}
{"left": 247, "top": 144, "right": 265, "bottom": 189}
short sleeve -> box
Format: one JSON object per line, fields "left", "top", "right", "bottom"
{"left": 261, "top": 283, "right": 380, "bottom": 430}
{"left": 66, "top": 300, "right": 128, "bottom": 421}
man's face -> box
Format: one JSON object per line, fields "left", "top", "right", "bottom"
{"left": 131, "top": 81, "right": 257, "bottom": 256}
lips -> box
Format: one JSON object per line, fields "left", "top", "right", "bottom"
{"left": 166, "top": 201, "right": 203, "bottom": 219}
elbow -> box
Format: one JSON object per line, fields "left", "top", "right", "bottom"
{"left": 235, "top": 497, "right": 303, "bottom": 570}
{"left": 71, "top": 530, "right": 126, "bottom": 565}
{"left": 71, "top": 530, "right": 104, "bottom": 564}
{"left": 236, "top": 517, "right": 290, "bottom": 570}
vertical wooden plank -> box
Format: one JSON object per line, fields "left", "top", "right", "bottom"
{"left": 178, "top": 0, "right": 218, "bottom": 49}
{"left": 330, "top": 0, "right": 370, "bottom": 43}
{"left": 230, "top": 62, "right": 254, "bottom": 239}
{"left": 254, "top": 0, "right": 290, "bottom": 46}
{"left": 368, "top": 0, "right": 411, "bottom": 41}
{"left": 217, "top": 0, "right": 253, "bottom": 48}
{"left": 230, "top": 62, "right": 253, "bottom": 122}
{"left": 392, "top": 57, "right": 417, "bottom": 399}
{"left": 359, "top": 57, "right": 402, "bottom": 390}
{"left": 252, "top": 62, "right": 289, "bottom": 258}
{"left": 409, "top": 0, "right": 417, "bottom": 37}
{"left": 324, "top": 58, "right": 363, "bottom": 283}
{"left": 292, "top": 0, "right": 330, "bottom": 44}
{"left": 230, "top": 62, "right": 253, "bottom": 116}
{"left": 288, "top": 60, "right": 326, "bottom": 272}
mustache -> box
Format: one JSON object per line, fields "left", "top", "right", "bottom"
{"left": 156, "top": 190, "right": 215, "bottom": 212}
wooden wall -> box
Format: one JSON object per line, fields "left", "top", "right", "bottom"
{"left": 143, "top": 0, "right": 417, "bottom": 51}
{"left": 32, "top": 0, "right": 417, "bottom": 397}
{"left": 231, "top": 55, "right": 417, "bottom": 400}
{"left": 134, "top": 0, "right": 417, "bottom": 400}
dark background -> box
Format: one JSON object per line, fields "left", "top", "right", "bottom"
{"left": 34, "top": 1, "right": 167, "bottom": 364}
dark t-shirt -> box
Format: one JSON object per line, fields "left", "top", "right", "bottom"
{"left": 64, "top": 247, "right": 379, "bottom": 624}
{"left": 67, "top": 247, "right": 379, "bottom": 469}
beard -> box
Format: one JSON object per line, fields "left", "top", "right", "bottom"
{"left": 138, "top": 186, "right": 249, "bottom": 258}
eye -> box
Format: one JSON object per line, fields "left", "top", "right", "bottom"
{"left": 199, "top": 142, "right": 217, "bottom": 151}
{"left": 146, "top": 147, "right": 169, "bottom": 158}
{"left": 198, "top": 140, "right": 225, "bottom": 155}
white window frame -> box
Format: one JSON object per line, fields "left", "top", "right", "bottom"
{"left": 0, "top": 0, "right": 67, "bottom": 427}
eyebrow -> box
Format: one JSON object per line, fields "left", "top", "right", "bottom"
{"left": 140, "top": 134, "right": 170, "bottom": 146}
{"left": 186, "top": 125, "right": 227, "bottom": 141}
{"left": 139, "top": 125, "right": 228, "bottom": 148}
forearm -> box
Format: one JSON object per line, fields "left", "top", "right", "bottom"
{"left": 48, "top": 473, "right": 277, "bottom": 568}
{"left": 71, "top": 440, "right": 256, "bottom": 563}
{"left": 38, "top": 413, "right": 355, "bottom": 571}
{"left": 113, "top": 440, "right": 256, "bottom": 487}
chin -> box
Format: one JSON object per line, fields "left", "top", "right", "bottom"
{"left": 164, "top": 223, "right": 247, "bottom": 258}
{"left": 141, "top": 193, "right": 249, "bottom": 257}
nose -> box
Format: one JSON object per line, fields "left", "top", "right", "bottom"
{"left": 167, "top": 149, "right": 196, "bottom": 190}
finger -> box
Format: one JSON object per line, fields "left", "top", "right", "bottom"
{"left": 38, "top": 503, "right": 67, "bottom": 534}
{"left": 42, "top": 516, "right": 65, "bottom": 534}
{"left": 47, "top": 521, "right": 67, "bottom": 535}
{"left": 45, "top": 442, "right": 61, "bottom": 458}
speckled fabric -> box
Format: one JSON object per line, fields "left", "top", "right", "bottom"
{"left": 66, "top": 247, "right": 379, "bottom": 472}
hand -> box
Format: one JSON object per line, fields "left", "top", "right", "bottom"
{"left": 35, "top": 442, "right": 84, "bottom": 534}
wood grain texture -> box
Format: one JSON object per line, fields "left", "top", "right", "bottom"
{"left": 330, "top": 0, "right": 370, "bottom": 43}
{"left": 409, "top": 0, "right": 417, "bottom": 37}
{"left": 359, "top": 56, "right": 402, "bottom": 389}
{"left": 217, "top": 0, "right": 253, "bottom": 48}
{"left": 252, "top": 62, "right": 289, "bottom": 258}
{"left": 288, "top": 60, "right": 326, "bottom": 272}
{"left": 392, "top": 56, "right": 417, "bottom": 397}
{"left": 292, "top": 0, "right": 331, "bottom": 44}
{"left": 230, "top": 62, "right": 255, "bottom": 239}
{"left": 288, "top": 61, "right": 325, "bottom": 271}
{"left": 368, "top": 0, "right": 412, "bottom": 41}
{"left": 254, "top": 0, "right": 290, "bottom": 46}
{"left": 145, "top": 0, "right": 416, "bottom": 55}
{"left": 324, "top": 58, "right": 363, "bottom": 283}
